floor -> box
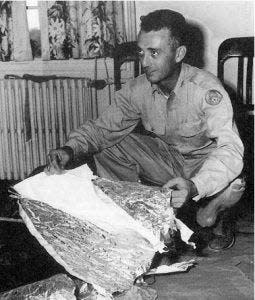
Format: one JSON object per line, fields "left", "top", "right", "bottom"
{"left": 149, "top": 219, "right": 254, "bottom": 300}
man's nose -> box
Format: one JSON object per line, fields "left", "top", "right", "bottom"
{"left": 140, "top": 54, "right": 150, "bottom": 68}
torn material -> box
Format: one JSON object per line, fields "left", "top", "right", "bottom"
{"left": 145, "top": 259, "right": 195, "bottom": 275}
{"left": 18, "top": 197, "right": 154, "bottom": 298}
{"left": 93, "top": 177, "right": 195, "bottom": 249}
{"left": 13, "top": 164, "right": 195, "bottom": 297}
{"left": 0, "top": 274, "right": 76, "bottom": 300}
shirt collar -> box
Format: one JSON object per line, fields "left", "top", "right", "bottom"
{"left": 151, "top": 63, "right": 188, "bottom": 98}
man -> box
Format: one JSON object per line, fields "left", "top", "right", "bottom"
{"left": 46, "top": 10, "right": 245, "bottom": 251}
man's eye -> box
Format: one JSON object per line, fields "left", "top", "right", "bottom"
{"left": 151, "top": 50, "right": 159, "bottom": 57}
{"left": 137, "top": 50, "right": 144, "bottom": 57}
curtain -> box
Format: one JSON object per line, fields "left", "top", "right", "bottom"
{"left": 12, "top": 1, "right": 33, "bottom": 61}
{"left": 0, "top": 1, "right": 32, "bottom": 62}
{"left": 0, "top": 1, "right": 136, "bottom": 62}
{"left": 43, "top": 1, "right": 128, "bottom": 60}
{"left": 0, "top": 1, "right": 13, "bottom": 61}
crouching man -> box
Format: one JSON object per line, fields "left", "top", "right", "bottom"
{"left": 45, "top": 10, "right": 245, "bottom": 251}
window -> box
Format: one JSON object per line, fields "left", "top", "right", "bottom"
{"left": 26, "top": 0, "right": 41, "bottom": 59}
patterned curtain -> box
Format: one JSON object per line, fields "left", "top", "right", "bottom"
{"left": 0, "top": 1, "right": 32, "bottom": 62}
{"left": 46, "top": 1, "right": 127, "bottom": 60}
{"left": 0, "top": 1, "right": 13, "bottom": 61}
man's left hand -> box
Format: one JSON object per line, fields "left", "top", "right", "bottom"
{"left": 162, "top": 177, "right": 198, "bottom": 208}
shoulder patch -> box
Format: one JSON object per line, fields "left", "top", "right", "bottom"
{"left": 205, "top": 90, "right": 223, "bottom": 105}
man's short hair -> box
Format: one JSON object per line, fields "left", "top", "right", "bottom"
{"left": 140, "top": 9, "right": 187, "bottom": 47}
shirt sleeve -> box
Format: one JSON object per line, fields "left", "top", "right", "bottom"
{"left": 64, "top": 82, "right": 140, "bottom": 157}
{"left": 190, "top": 87, "right": 244, "bottom": 201}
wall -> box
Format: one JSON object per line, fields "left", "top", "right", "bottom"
{"left": 135, "top": 1, "right": 254, "bottom": 89}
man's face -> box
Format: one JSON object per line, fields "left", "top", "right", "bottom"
{"left": 137, "top": 29, "right": 179, "bottom": 84}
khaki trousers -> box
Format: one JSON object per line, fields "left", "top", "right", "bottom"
{"left": 94, "top": 133, "right": 245, "bottom": 227}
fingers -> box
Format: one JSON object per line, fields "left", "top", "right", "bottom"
{"left": 171, "top": 199, "right": 184, "bottom": 208}
{"left": 162, "top": 177, "right": 183, "bottom": 190}
{"left": 171, "top": 190, "right": 187, "bottom": 208}
{"left": 44, "top": 150, "right": 65, "bottom": 175}
{"left": 163, "top": 178, "right": 193, "bottom": 209}
{"left": 162, "top": 178, "right": 187, "bottom": 208}
{"left": 44, "top": 162, "right": 63, "bottom": 175}
{"left": 172, "top": 190, "right": 188, "bottom": 199}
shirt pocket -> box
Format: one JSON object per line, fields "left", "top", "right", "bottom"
{"left": 178, "top": 120, "right": 204, "bottom": 137}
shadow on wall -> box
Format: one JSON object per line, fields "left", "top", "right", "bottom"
{"left": 183, "top": 22, "right": 205, "bottom": 69}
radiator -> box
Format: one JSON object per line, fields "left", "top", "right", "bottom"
{"left": 0, "top": 78, "right": 97, "bottom": 180}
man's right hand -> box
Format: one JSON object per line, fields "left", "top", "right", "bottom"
{"left": 44, "top": 146, "right": 73, "bottom": 175}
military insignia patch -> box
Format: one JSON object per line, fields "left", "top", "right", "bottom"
{"left": 205, "top": 90, "right": 223, "bottom": 105}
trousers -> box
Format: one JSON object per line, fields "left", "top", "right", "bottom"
{"left": 94, "top": 133, "right": 245, "bottom": 227}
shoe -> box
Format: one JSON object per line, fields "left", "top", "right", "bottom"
{"left": 208, "top": 230, "right": 235, "bottom": 251}
{"left": 207, "top": 209, "right": 236, "bottom": 251}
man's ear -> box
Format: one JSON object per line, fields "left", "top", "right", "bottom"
{"left": 175, "top": 45, "right": 186, "bottom": 63}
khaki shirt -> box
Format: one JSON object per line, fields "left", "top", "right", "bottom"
{"left": 66, "top": 63, "right": 244, "bottom": 200}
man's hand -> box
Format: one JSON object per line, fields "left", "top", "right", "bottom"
{"left": 162, "top": 177, "right": 198, "bottom": 208}
{"left": 44, "top": 146, "right": 73, "bottom": 175}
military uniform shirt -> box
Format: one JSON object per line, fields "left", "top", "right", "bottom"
{"left": 65, "top": 63, "right": 244, "bottom": 200}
